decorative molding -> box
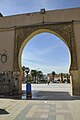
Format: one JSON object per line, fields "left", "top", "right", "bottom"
{"left": 13, "top": 22, "right": 78, "bottom": 71}
{"left": 0, "top": 50, "right": 8, "bottom": 63}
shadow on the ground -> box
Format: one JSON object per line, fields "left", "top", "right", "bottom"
{"left": 0, "top": 94, "right": 21, "bottom": 100}
{"left": 0, "top": 108, "right": 9, "bottom": 115}
{"left": 22, "top": 90, "right": 80, "bottom": 101}
{"left": 0, "top": 91, "right": 80, "bottom": 101}
{"left": 32, "top": 91, "right": 80, "bottom": 100}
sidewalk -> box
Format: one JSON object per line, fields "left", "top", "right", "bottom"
{"left": 0, "top": 83, "right": 80, "bottom": 120}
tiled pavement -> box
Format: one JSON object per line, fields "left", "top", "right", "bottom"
{"left": 0, "top": 84, "right": 80, "bottom": 120}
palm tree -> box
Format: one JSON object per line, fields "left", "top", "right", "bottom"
{"left": 22, "top": 66, "right": 25, "bottom": 81}
{"left": 31, "top": 70, "right": 35, "bottom": 81}
{"left": 31, "top": 70, "right": 37, "bottom": 83}
{"left": 22, "top": 66, "right": 25, "bottom": 71}
{"left": 33, "top": 70, "right": 37, "bottom": 83}
{"left": 25, "top": 67, "right": 30, "bottom": 83}
{"left": 66, "top": 73, "right": 70, "bottom": 83}
{"left": 52, "top": 71, "right": 55, "bottom": 82}
{"left": 37, "top": 71, "right": 43, "bottom": 82}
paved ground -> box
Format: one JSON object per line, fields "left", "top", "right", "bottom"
{"left": 0, "top": 83, "right": 80, "bottom": 120}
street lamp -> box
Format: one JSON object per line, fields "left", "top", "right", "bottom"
{"left": 40, "top": 9, "right": 45, "bottom": 14}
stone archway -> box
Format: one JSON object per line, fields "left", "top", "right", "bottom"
{"left": 13, "top": 21, "right": 78, "bottom": 95}
{"left": 14, "top": 22, "right": 77, "bottom": 71}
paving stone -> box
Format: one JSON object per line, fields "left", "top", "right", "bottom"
{"left": 0, "top": 84, "right": 80, "bottom": 120}
{"left": 48, "top": 116, "right": 56, "bottom": 120}
{"left": 40, "top": 114, "right": 48, "bottom": 118}
{"left": 56, "top": 114, "right": 64, "bottom": 120}
{"left": 64, "top": 113, "right": 73, "bottom": 120}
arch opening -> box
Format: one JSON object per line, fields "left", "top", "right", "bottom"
{"left": 19, "top": 29, "right": 71, "bottom": 74}
{"left": 18, "top": 29, "right": 72, "bottom": 99}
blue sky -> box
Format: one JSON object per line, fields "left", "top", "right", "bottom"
{"left": 0, "top": 0, "right": 80, "bottom": 16}
{"left": 0, "top": 0, "right": 79, "bottom": 74}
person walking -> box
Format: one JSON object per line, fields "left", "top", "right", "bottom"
{"left": 47, "top": 76, "right": 50, "bottom": 85}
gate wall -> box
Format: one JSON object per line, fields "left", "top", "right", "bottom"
{"left": 0, "top": 7, "right": 80, "bottom": 95}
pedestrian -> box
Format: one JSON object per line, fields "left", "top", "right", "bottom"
{"left": 47, "top": 76, "right": 50, "bottom": 85}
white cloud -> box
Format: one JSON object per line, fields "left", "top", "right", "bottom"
{"left": 31, "top": 45, "right": 57, "bottom": 56}
{"left": 22, "top": 50, "right": 44, "bottom": 63}
{"left": 22, "top": 45, "right": 57, "bottom": 66}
